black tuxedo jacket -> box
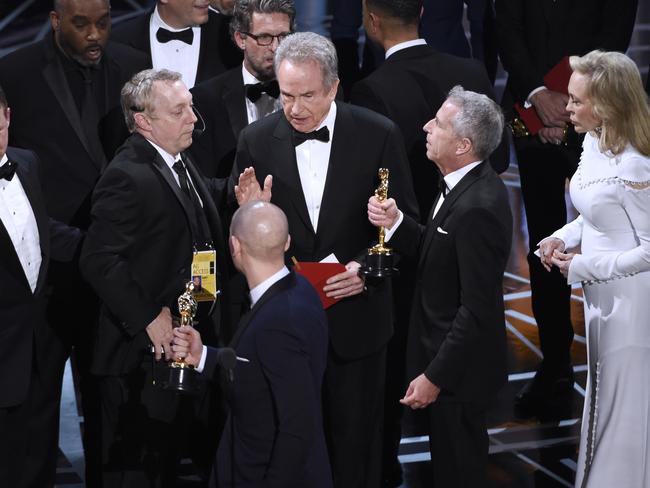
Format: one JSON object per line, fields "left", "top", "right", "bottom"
{"left": 204, "top": 272, "right": 332, "bottom": 488}
{"left": 0, "top": 36, "right": 147, "bottom": 227}
{"left": 189, "top": 66, "right": 247, "bottom": 178}
{"left": 112, "top": 9, "right": 242, "bottom": 86}
{"left": 232, "top": 103, "right": 419, "bottom": 360}
{"left": 496, "top": 0, "right": 637, "bottom": 108}
{"left": 0, "top": 148, "right": 82, "bottom": 408}
{"left": 391, "top": 162, "right": 512, "bottom": 402}
{"left": 80, "top": 133, "right": 229, "bottom": 376}
{"left": 350, "top": 43, "right": 509, "bottom": 220}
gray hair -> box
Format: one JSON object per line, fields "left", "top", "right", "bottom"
{"left": 446, "top": 86, "right": 504, "bottom": 161}
{"left": 230, "top": 0, "right": 296, "bottom": 37}
{"left": 274, "top": 32, "right": 338, "bottom": 89}
{"left": 121, "top": 69, "right": 182, "bottom": 132}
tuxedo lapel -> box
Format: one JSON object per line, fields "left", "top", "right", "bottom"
{"left": 140, "top": 138, "right": 197, "bottom": 235}
{"left": 13, "top": 155, "right": 50, "bottom": 294}
{"left": 419, "top": 162, "right": 487, "bottom": 267}
{"left": 41, "top": 38, "right": 101, "bottom": 169}
{"left": 0, "top": 216, "right": 30, "bottom": 292}
{"left": 222, "top": 70, "right": 248, "bottom": 137}
{"left": 183, "top": 152, "right": 225, "bottom": 247}
{"left": 272, "top": 117, "right": 314, "bottom": 233}
{"left": 196, "top": 11, "right": 219, "bottom": 83}
{"left": 229, "top": 272, "right": 294, "bottom": 348}
{"left": 316, "top": 103, "right": 357, "bottom": 238}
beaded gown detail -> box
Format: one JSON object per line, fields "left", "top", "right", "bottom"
{"left": 550, "top": 133, "right": 650, "bottom": 488}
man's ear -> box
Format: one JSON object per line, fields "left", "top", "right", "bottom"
{"left": 455, "top": 137, "right": 472, "bottom": 156}
{"left": 234, "top": 31, "right": 246, "bottom": 51}
{"left": 4, "top": 107, "right": 10, "bottom": 128}
{"left": 284, "top": 234, "right": 291, "bottom": 252}
{"left": 49, "top": 11, "right": 60, "bottom": 32}
{"left": 230, "top": 235, "right": 242, "bottom": 258}
{"left": 134, "top": 112, "right": 151, "bottom": 132}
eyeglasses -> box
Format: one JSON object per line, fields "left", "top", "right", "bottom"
{"left": 242, "top": 31, "right": 292, "bottom": 46}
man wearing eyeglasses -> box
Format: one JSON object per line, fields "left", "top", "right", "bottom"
{"left": 112, "top": 0, "right": 242, "bottom": 89}
{"left": 189, "top": 0, "right": 295, "bottom": 180}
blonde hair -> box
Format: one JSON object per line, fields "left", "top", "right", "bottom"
{"left": 570, "top": 50, "right": 650, "bottom": 156}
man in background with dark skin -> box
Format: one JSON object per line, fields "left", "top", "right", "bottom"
{"left": 0, "top": 1, "right": 147, "bottom": 485}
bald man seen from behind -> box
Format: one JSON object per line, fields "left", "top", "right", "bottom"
{"left": 172, "top": 201, "right": 333, "bottom": 488}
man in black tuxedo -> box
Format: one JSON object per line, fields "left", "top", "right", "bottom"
{"left": 112, "top": 0, "right": 242, "bottom": 88}
{"left": 0, "top": 86, "right": 82, "bottom": 487}
{"left": 190, "top": 0, "right": 295, "bottom": 178}
{"left": 172, "top": 201, "right": 333, "bottom": 488}
{"left": 368, "top": 87, "right": 512, "bottom": 487}
{"left": 0, "top": 1, "right": 147, "bottom": 484}
{"left": 351, "top": 3, "right": 508, "bottom": 483}
{"left": 495, "top": 0, "right": 637, "bottom": 419}
{"left": 80, "top": 68, "right": 230, "bottom": 486}
{"left": 232, "top": 32, "right": 418, "bottom": 488}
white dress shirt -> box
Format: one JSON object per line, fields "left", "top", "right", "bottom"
{"left": 242, "top": 65, "right": 282, "bottom": 124}
{"left": 150, "top": 6, "right": 202, "bottom": 88}
{"left": 385, "top": 38, "right": 427, "bottom": 59}
{"left": 295, "top": 101, "right": 337, "bottom": 232}
{"left": 147, "top": 140, "right": 203, "bottom": 207}
{"left": 197, "top": 266, "right": 290, "bottom": 372}
{"left": 0, "top": 154, "right": 42, "bottom": 292}
{"left": 386, "top": 161, "right": 482, "bottom": 241}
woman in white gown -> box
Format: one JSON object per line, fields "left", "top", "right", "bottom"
{"left": 538, "top": 51, "right": 650, "bottom": 488}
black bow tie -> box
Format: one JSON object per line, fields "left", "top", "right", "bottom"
{"left": 0, "top": 160, "right": 16, "bottom": 181}
{"left": 292, "top": 126, "right": 330, "bottom": 146}
{"left": 156, "top": 27, "right": 194, "bottom": 45}
{"left": 245, "top": 80, "right": 280, "bottom": 102}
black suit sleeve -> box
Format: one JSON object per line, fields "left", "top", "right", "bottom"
{"left": 388, "top": 212, "right": 426, "bottom": 262}
{"left": 80, "top": 167, "right": 161, "bottom": 336}
{"left": 256, "top": 326, "right": 318, "bottom": 487}
{"left": 48, "top": 218, "right": 84, "bottom": 263}
{"left": 424, "top": 207, "right": 509, "bottom": 392}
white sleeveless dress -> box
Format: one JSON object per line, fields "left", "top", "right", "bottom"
{"left": 548, "top": 132, "right": 650, "bottom": 488}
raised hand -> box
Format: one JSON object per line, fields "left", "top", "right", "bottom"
{"left": 235, "top": 166, "right": 273, "bottom": 206}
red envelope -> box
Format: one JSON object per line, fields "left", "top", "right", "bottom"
{"left": 294, "top": 261, "right": 346, "bottom": 309}
{"left": 513, "top": 56, "right": 572, "bottom": 136}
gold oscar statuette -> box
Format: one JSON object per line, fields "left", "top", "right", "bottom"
{"left": 163, "top": 281, "right": 200, "bottom": 393}
{"left": 360, "top": 168, "right": 397, "bottom": 278}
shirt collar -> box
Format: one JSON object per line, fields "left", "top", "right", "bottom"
{"left": 242, "top": 64, "right": 263, "bottom": 85}
{"left": 146, "top": 139, "right": 179, "bottom": 171}
{"left": 152, "top": 5, "right": 198, "bottom": 33}
{"left": 249, "top": 266, "right": 290, "bottom": 307}
{"left": 385, "top": 39, "right": 427, "bottom": 59}
{"left": 0, "top": 153, "right": 8, "bottom": 167}
{"left": 443, "top": 160, "right": 482, "bottom": 192}
{"left": 317, "top": 101, "right": 337, "bottom": 133}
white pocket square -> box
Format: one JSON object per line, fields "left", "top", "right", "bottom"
{"left": 436, "top": 226, "right": 448, "bottom": 235}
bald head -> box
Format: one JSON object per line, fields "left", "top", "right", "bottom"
{"left": 231, "top": 201, "right": 289, "bottom": 261}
